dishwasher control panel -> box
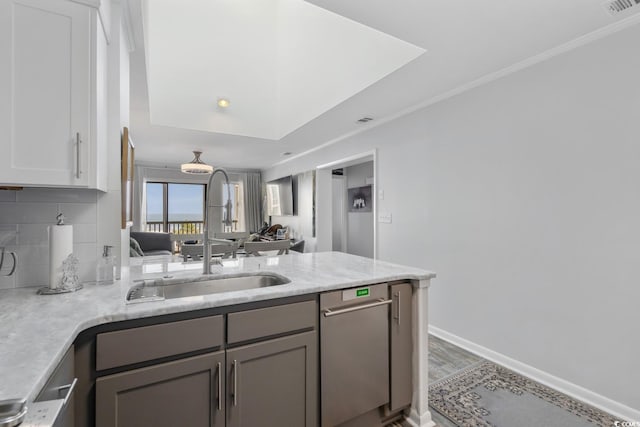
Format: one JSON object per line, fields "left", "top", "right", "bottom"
{"left": 342, "top": 286, "right": 371, "bottom": 301}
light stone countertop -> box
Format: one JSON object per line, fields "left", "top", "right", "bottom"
{"left": 0, "top": 251, "right": 435, "bottom": 404}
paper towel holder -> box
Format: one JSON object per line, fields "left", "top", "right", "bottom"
{"left": 38, "top": 213, "right": 83, "bottom": 295}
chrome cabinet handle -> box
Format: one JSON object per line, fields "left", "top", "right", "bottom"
{"left": 216, "top": 362, "right": 222, "bottom": 411}
{"left": 56, "top": 378, "right": 77, "bottom": 407}
{"left": 323, "top": 298, "right": 392, "bottom": 317}
{"left": 393, "top": 292, "right": 401, "bottom": 325}
{"left": 75, "top": 132, "right": 82, "bottom": 179}
{"left": 231, "top": 359, "right": 238, "bottom": 406}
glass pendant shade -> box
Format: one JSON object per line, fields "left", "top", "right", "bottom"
{"left": 181, "top": 151, "right": 213, "bottom": 174}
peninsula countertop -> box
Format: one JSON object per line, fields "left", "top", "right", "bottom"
{"left": 0, "top": 251, "right": 435, "bottom": 404}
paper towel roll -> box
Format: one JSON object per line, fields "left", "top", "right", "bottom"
{"left": 49, "top": 225, "right": 73, "bottom": 289}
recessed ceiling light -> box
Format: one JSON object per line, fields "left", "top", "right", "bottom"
{"left": 357, "top": 117, "right": 373, "bottom": 123}
{"left": 282, "top": 152, "right": 293, "bottom": 156}
{"left": 217, "top": 98, "right": 231, "bottom": 108}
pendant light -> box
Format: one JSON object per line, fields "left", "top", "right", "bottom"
{"left": 181, "top": 151, "right": 214, "bottom": 174}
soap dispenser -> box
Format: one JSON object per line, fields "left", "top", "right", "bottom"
{"left": 96, "top": 245, "right": 115, "bottom": 285}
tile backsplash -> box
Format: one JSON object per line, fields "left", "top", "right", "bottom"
{"left": 0, "top": 188, "right": 99, "bottom": 289}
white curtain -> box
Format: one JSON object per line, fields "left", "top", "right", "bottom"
{"left": 243, "top": 172, "right": 263, "bottom": 233}
{"left": 132, "top": 165, "right": 146, "bottom": 232}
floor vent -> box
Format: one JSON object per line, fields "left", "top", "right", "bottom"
{"left": 603, "top": 0, "right": 640, "bottom": 15}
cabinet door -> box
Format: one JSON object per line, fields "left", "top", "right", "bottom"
{"left": 0, "top": 0, "right": 90, "bottom": 187}
{"left": 226, "top": 332, "right": 317, "bottom": 427}
{"left": 95, "top": 352, "right": 225, "bottom": 427}
{"left": 389, "top": 282, "right": 413, "bottom": 411}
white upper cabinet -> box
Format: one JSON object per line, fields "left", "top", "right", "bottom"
{"left": 0, "top": 0, "right": 107, "bottom": 190}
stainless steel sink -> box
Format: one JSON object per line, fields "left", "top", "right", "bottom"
{"left": 126, "top": 273, "right": 290, "bottom": 303}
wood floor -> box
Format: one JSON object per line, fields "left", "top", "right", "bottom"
{"left": 428, "top": 334, "right": 483, "bottom": 427}
{"left": 405, "top": 334, "right": 616, "bottom": 427}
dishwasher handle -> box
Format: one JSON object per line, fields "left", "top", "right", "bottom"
{"left": 323, "top": 298, "right": 392, "bottom": 317}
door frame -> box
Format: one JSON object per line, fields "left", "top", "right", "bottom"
{"left": 316, "top": 149, "right": 377, "bottom": 260}
{"left": 331, "top": 175, "right": 347, "bottom": 253}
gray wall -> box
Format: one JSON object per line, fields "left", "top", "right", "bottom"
{"left": 263, "top": 23, "right": 640, "bottom": 411}
{"left": 346, "top": 162, "right": 373, "bottom": 258}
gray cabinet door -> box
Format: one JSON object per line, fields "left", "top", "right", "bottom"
{"left": 389, "top": 282, "right": 413, "bottom": 411}
{"left": 226, "top": 331, "right": 317, "bottom": 427}
{"left": 95, "top": 351, "right": 225, "bottom": 427}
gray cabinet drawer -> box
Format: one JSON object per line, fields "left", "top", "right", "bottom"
{"left": 96, "top": 315, "right": 224, "bottom": 371}
{"left": 227, "top": 300, "right": 316, "bottom": 344}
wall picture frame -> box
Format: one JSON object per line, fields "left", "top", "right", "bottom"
{"left": 348, "top": 185, "right": 372, "bottom": 213}
{"left": 121, "top": 127, "right": 135, "bottom": 229}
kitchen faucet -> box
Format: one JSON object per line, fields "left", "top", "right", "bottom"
{"left": 203, "top": 168, "right": 233, "bottom": 274}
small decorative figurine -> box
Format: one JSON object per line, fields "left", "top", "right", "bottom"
{"left": 37, "top": 253, "right": 83, "bottom": 295}
{"left": 60, "top": 254, "right": 80, "bottom": 290}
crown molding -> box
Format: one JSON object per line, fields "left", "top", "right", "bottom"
{"left": 272, "top": 14, "right": 640, "bottom": 169}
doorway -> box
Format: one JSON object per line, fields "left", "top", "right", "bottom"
{"left": 331, "top": 172, "right": 346, "bottom": 252}
{"left": 316, "top": 151, "right": 376, "bottom": 259}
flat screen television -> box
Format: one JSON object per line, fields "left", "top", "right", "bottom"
{"left": 266, "top": 175, "right": 294, "bottom": 216}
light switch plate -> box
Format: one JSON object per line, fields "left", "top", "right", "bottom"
{"left": 378, "top": 190, "right": 384, "bottom": 200}
{"left": 378, "top": 212, "right": 392, "bottom": 224}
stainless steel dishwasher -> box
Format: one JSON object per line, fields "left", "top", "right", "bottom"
{"left": 320, "top": 283, "right": 391, "bottom": 427}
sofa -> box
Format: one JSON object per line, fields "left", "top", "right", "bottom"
{"left": 130, "top": 231, "right": 173, "bottom": 256}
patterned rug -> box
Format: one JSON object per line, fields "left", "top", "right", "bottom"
{"left": 428, "top": 361, "right": 620, "bottom": 427}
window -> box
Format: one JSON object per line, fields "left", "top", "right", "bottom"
{"left": 223, "top": 181, "right": 246, "bottom": 232}
{"left": 267, "top": 183, "right": 281, "bottom": 216}
{"left": 145, "top": 183, "right": 205, "bottom": 234}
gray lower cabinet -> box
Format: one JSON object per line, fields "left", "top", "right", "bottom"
{"left": 91, "top": 299, "right": 318, "bottom": 427}
{"left": 389, "top": 282, "right": 413, "bottom": 411}
{"left": 226, "top": 331, "right": 317, "bottom": 427}
{"left": 95, "top": 351, "right": 225, "bottom": 427}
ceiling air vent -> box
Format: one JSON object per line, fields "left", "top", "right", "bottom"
{"left": 357, "top": 117, "right": 374, "bottom": 123}
{"left": 602, "top": 0, "right": 640, "bottom": 15}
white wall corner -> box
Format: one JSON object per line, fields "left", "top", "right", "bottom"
{"left": 70, "top": 0, "right": 102, "bottom": 10}
{"left": 98, "top": 0, "right": 112, "bottom": 45}
{"left": 121, "top": 0, "right": 137, "bottom": 52}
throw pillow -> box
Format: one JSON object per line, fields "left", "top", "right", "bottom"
{"left": 130, "top": 237, "right": 144, "bottom": 257}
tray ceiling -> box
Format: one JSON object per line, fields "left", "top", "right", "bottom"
{"left": 143, "top": 0, "right": 425, "bottom": 140}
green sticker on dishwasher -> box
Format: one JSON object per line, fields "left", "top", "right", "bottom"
{"left": 356, "top": 288, "right": 370, "bottom": 297}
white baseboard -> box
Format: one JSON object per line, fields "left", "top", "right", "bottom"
{"left": 429, "top": 325, "right": 640, "bottom": 422}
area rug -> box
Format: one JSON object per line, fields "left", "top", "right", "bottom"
{"left": 428, "top": 361, "right": 620, "bottom": 427}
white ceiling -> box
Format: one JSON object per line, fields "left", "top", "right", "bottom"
{"left": 144, "top": 0, "right": 424, "bottom": 140}
{"left": 128, "top": 0, "right": 640, "bottom": 170}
